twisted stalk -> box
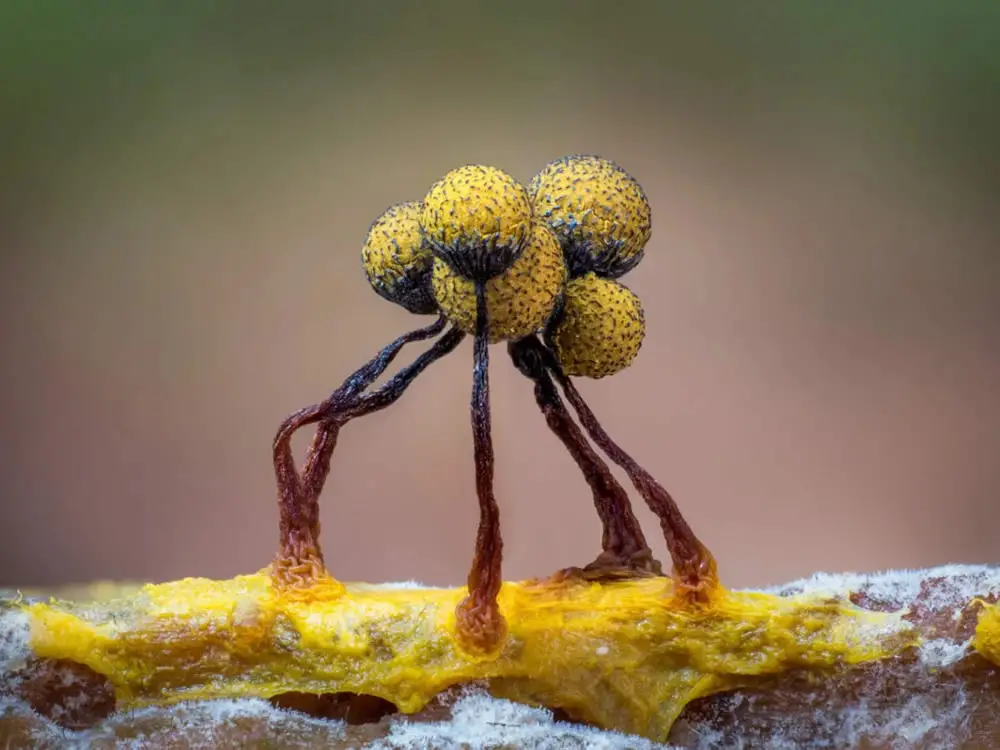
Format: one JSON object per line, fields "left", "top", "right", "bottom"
{"left": 508, "top": 335, "right": 661, "bottom": 580}
{"left": 271, "top": 316, "right": 464, "bottom": 587}
{"left": 455, "top": 282, "right": 508, "bottom": 653}
{"left": 538, "top": 333, "right": 718, "bottom": 601}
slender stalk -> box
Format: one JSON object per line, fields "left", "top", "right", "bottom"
{"left": 539, "top": 341, "right": 718, "bottom": 600}
{"left": 271, "top": 317, "right": 459, "bottom": 587}
{"left": 455, "top": 282, "right": 507, "bottom": 652}
{"left": 508, "top": 336, "right": 660, "bottom": 579}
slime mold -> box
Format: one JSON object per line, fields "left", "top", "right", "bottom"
{"left": 273, "top": 155, "right": 716, "bottom": 655}
{"left": 3, "top": 155, "right": 999, "bottom": 749}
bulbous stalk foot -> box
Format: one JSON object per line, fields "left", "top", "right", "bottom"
{"left": 270, "top": 317, "right": 459, "bottom": 591}
{"left": 456, "top": 283, "right": 508, "bottom": 655}
{"left": 539, "top": 333, "right": 720, "bottom": 603}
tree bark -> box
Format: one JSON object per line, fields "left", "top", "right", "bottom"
{"left": 2, "top": 564, "right": 999, "bottom": 749}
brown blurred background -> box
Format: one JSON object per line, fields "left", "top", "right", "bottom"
{"left": 1, "top": 2, "right": 998, "bottom": 590}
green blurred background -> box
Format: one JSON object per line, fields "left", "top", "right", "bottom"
{"left": 1, "top": 2, "right": 998, "bottom": 589}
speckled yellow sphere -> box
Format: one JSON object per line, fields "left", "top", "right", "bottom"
{"left": 551, "top": 273, "right": 645, "bottom": 379}
{"left": 529, "top": 155, "right": 651, "bottom": 279}
{"left": 431, "top": 222, "right": 566, "bottom": 343}
{"left": 420, "top": 165, "right": 533, "bottom": 281}
{"left": 361, "top": 201, "right": 437, "bottom": 315}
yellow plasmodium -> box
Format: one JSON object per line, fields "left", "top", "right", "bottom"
{"left": 973, "top": 600, "right": 1000, "bottom": 666}
{"left": 420, "top": 164, "right": 532, "bottom": 260}
{"left": 529, "top": 154, "right": 651, "bottom": 278}
{"left": 551, "top": 272, "right": 645, "bottom": 379}
{"left": 431, "top": 222, "right": 567, "bottom": 343}
{"left": 361, "top": 201, "right": 437, "bottom": 315}
{"left": 21, "top": 573, "right": 914, "bottom": 743}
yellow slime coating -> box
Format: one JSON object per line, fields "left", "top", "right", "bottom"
{"left": 361, "top": 201, "right": 437, "bottom": 315}
{"left": 431, "top": 222, "right": 567, "bottom": 343}
{"left": 529, "top": 154, "right": 651, "bottom": 278}
{"left": 974, "top": 600, "right": 1000, "bottom": 666}
{"left": 420, "top": 164, "right": 532, "bottom": 264}
{"left": 20, "top": 573, "right": 913, "bottom": 743}
{"left": 552, "top": 273, "right": 646, "bottom": 379}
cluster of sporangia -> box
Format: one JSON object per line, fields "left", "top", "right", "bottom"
{"left": 272, "top": 155, "right": 718, "bottom": 654}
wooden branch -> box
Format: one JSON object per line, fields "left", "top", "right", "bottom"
{"left": 2, "top": 564, "right": 999, "bottom": 749}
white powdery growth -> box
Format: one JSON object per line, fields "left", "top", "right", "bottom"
{"left": 761, "top": 563, "right": 1000, "bottom": 611}
{"left": 685, "top": 677, "right": 973, "bottom": 750}
{"left": 832, "top": 684, "right": 970, "bottom": 750}
{"left": 0, "top": 696, "right": 352, "bottom": 749}
{"left": 919, "top": 638, "right": 971, "bottom": 668}
{"left": 0, "top": 607, "right": 31, "bottom": 677}
{"left": 759, "top": 564, "right": 1000, "bottom": 667}
{"left": 374, "top": 581, "right": 432, "bottom": 590}
{"left": 1, "top": 691, "right": 679, "bottom": 750}
{"left": 840, "top": 612, "right": 912, "bottom": 653}
{"left": 116, "top": 699, "right": 348, "bottom": 750}
{"left": 370, "top": 690, "right": 674, "bottom": 750}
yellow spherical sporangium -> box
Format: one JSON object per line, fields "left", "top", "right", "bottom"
{"left": 420, "top": 164, "right": 533, "bottom": 280}
{"left": 551, "top": 273, "right": 645, "bottom": 379}
{"left": 431, "top": 222, "right": 567, "bottom": 343}
{"left": 361, "top": 201, "right": 437, "bottom": 315}
{"left": 529, "top": 154, "right": 651, "bottom": 279}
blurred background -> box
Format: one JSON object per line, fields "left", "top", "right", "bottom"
{"left": 1, "top": 2, "right": 998, "bottom": 590}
